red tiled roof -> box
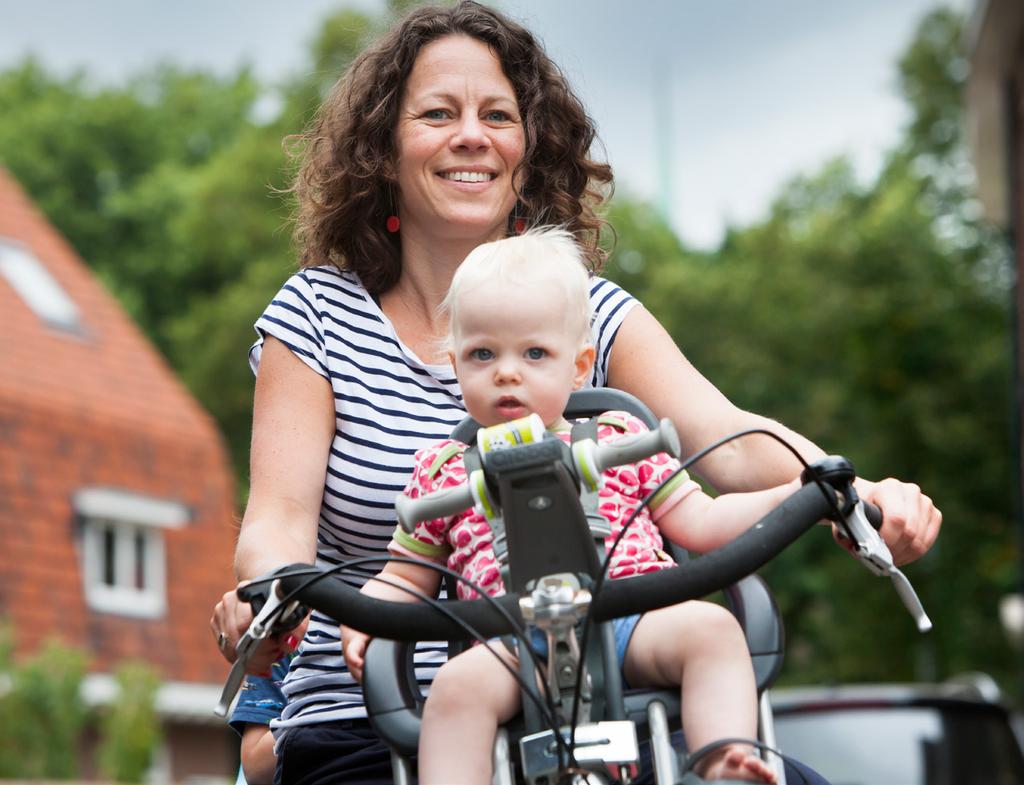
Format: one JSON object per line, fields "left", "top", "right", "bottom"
{"left": 0, "top": 168, "right": 216, "bottom": 438}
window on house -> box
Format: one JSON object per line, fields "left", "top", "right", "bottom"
{"left": 0, "top": 236, "right": 81, "bottom": 331}
{"left": 75, "top": 488, "right": 189, "bottom": 618}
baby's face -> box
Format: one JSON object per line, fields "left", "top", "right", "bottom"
{"left": 449, "top": 281, "right": 593, "bottom": 428}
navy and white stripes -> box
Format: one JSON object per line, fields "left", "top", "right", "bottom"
{"left": 249, "top": 266, "right": 637, "bottom": 728}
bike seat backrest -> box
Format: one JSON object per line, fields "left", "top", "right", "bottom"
{"left": 451, "top": 387, "right": 659, "bottom": 444}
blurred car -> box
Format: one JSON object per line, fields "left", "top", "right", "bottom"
{"left": 770, "top": 673, "right": 1024, "bottom": 785}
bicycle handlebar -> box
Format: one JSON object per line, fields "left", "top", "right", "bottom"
{"left": 277, "top": 481, "right": 841, "bottom": 641}
{"left": 863, "top": 501, "right": 882, "bottom": 529}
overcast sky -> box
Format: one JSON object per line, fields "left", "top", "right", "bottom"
{"left": 0, "top": 0, "right": 969, "bottom": 249}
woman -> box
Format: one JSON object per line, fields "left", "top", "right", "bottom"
{"left": 211, "top": 3, "right": 940, "bottom": 782}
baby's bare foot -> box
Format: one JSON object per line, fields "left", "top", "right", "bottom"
{"left": 698, "top": 745, "right": 777, "bottom": 784}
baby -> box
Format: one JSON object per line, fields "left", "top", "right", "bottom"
{"left": 343, "top": 228, "right": 796, "bottom": 784}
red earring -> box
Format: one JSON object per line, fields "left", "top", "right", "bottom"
{"left": 514, "top": 217, "right": 526, "bottom": 234}
{"left": 386, "top": 215, "right": 400, "bottom": 233}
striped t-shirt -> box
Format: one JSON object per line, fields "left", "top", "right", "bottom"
{"left": 249, "top": 265, "right": 638, "bottom": 728}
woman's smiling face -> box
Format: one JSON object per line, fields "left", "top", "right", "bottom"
{"left": 394, "top": 34, "right": 526, "bottom": 244}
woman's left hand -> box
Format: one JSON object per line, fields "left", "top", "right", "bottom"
{"left": 850, "top": 478, "right": 941, "bottom": 565}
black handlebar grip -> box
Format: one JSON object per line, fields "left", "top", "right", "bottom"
{"left": 395, "top": 484, "right": 475, "bottom": 533}
{"left": 235, "top": 570, "right": 308, "bottom": 633}
{"left": 592, "top": 482, "right": 835, "bottom": 621}
{"left": 863, "top": 501, "right": 883, "bottom": 530}
{"left": 277, "top": 565, "right": 523, "bottom": 640}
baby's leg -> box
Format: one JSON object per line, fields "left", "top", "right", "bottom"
{"left": 622, "top": 601, "right": 776, "bottom": 784}
{"left": 418, "top": 642, "right": 522, "bottom": 785}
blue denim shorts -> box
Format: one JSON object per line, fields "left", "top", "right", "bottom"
{"left": 523, "top": 613, "right": 641, "bottom": 665}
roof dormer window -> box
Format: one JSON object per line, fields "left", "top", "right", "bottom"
{"left": 75, "top": 487, "right": 190, "bottom": 619}
{"left": 0, "top": 236, "right": 82, "bottom": 332}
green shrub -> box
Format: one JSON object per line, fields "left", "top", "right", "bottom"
{"left": 96, "top": 660, "right": 163, "bottom": 784}
{"left": 0, "top": 625, "right": 87, "bottom": 779}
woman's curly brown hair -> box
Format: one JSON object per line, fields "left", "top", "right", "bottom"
{"left": 287, "top": 0, "right": 614, "bottom": 295}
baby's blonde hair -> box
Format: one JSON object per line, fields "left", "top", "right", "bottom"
{"left": 443, "top": 227, "right": 593, "bottom": 348}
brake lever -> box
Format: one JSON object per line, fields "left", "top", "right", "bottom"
{"left": 843, "top": 501, "right": 932, "bottom": 633}
{"left": 214, "top": 578, "right": 306, "bottom": 716}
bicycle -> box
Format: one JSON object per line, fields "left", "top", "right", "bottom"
{"left": 217, "top": 388, "right": 930, "bottom": 785}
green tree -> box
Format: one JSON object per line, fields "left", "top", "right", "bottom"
{"left": 160, "top": 5, "right": 382, "bottom": 485}
{"left": 0, "top": 627, "right": 88, "bottom": 779}
{"left": 604, "top": 7, "right": 1016, "bottom": 692}
{"left": 0, "top": 61, "right": 260, "bottom": 320}
{"left": 96, "top": 661, "right": 163, "bottom": 784}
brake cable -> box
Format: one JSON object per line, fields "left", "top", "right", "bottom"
{"left": 240, "top": 554, "right": 577, "bottom": 767}
{"left": 568, "top": 427, "right": 845, "bottom": 763}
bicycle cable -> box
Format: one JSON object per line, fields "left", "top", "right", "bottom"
{"left": 240, "top": 553, "right": 577, "bottom": 767}
{"left": 567, "top": 426, "right": 852, "bottom": 765}
{"left": 240, "top": 426, "right": 855, "bottom": 778}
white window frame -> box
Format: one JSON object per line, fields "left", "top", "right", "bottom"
{"left": 75, "top": 488, "right": 189, "bottom": 619}
{"left": 0, "top": 236, "right": 82, "bottom": 331}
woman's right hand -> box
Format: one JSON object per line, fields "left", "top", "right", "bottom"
{"left": 341, "top": 625, "right": 372, "bottom": 683}
{"left": 211, "top": 585, "right": 305, "bottom": 673}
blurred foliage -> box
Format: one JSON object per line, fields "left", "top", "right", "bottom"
{"left": 604, "top": 8, "right": 1017, "bottom": 694}
{"left": 0, "top": 1, "right": 1018, "bottom": 700}
{"left": 96, "top": 660, "right": 163, "bottom": 783}
{"left": 0, "top": 625, "right": 88, "bottom": 778}
{"left": 0, "top": 624, "right": 162, "bottom": 780}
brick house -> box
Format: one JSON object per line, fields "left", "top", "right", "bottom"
{"left": 0, "top": 167, "right": 241, "bottom": 782}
